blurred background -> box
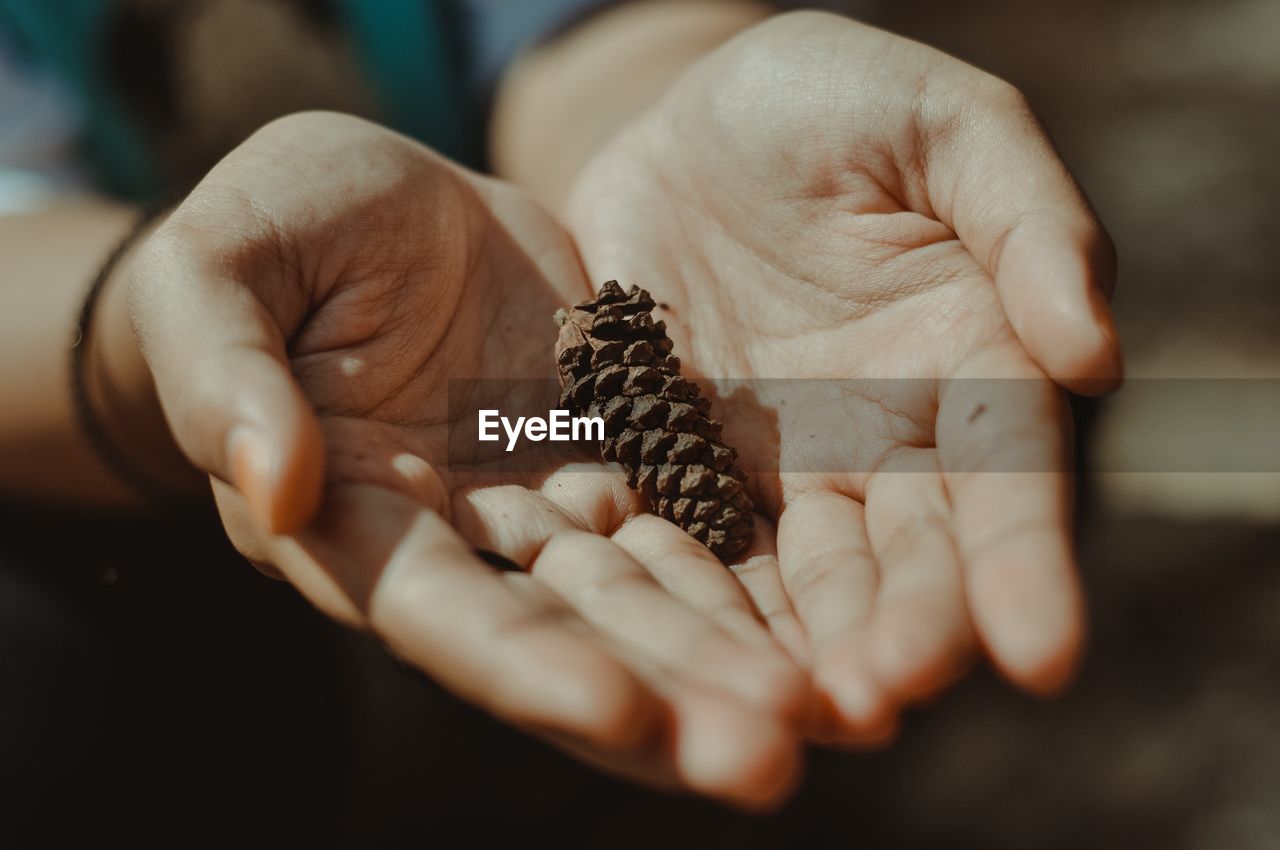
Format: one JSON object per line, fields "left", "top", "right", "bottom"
{"left": 2, "top": 0, "right": 1278, "bottom": 846}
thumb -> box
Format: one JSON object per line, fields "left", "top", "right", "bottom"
{"left": 129, "top": 225, "right": 324, "bottom": 535}
{"left": 925, "top": 79, "right": 1122, "bottom": 394}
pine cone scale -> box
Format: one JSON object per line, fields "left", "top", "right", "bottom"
{"left": 554, "top": 281, "right": 754, "bottom": 561}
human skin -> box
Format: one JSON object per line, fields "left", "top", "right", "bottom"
{"left": 547, "top": 11, "right": 1122, "bottom": 743}
{"left": 0, "top": 202, "right": 198, "bottom": 506}
{"left": 0, "top": 1, "right": 1120, "bottom": 807}
{"left": 132, "top": 112, "right": 816, "bottom": 807}
{"left": 0, "top": 0, "right": 771, "bottom": 510}
{"left": 0, "top": 1, "right": 809, "bottom": 807}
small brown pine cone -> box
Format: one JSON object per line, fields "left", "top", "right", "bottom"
{"left": 554, "top": 281, "right": 754, "bottom": 561}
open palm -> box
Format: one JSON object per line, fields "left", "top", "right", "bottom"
{"left": 130, "top": 112, "right": 807, "bottom": 806}
{"left": 565, "top": 12, "right": 1122, "bottom": 742}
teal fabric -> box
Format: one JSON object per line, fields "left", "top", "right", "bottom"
{"left": 335, "top": 0, "right": 469, "bottom": 165}
{"left": 0, "top": 0, "right": 472, "bottom": 201}
{"left": 0, "top": 0, "right": 157, "bottom": 199}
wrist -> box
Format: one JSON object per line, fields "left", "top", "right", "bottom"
{"left": 86, "top": 214, "right": 208, "bottom": 502}
{"left": 491, "top": 0, "right": 773, "bottom": 214}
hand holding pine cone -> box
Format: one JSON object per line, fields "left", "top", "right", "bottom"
{"left": 554, "top": 281, "right": 754, "bottom": 561}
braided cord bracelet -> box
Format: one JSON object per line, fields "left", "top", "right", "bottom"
{"left": 68, "top": 208, "right": 176, "bottom": 506}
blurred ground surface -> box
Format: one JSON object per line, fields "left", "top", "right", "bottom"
{"left": 8, "top": 508, "right": 1272, "bottom": 848}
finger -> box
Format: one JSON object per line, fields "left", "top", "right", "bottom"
{"left": 664, "top": 688, "right": 803, "bottom": 811}
{"left": 455, "top": 482, "right": 804, "bottom": 803}
{"left": 610, "top": 513, "right": 813, "bottom": 726}
{"left": 273, "top": 484, "right": 665, "bottom": 754}
{"left": 457, "top": 483, "right": 807, "bottom": 721}
{"left": 514, "top": 471, "right": 783, "bottom": 650}
{"left": 776, "top": 489, "right": 896, "bottom": 744}
{"left": 725, "top": 513, "right": 811, "bottom": 665}
{"left": 277, "top": 481, "right": 802, "bottom": 802}
{"left": 527, "top": 470, "right": 804, "bottom": 664}
{"left": 862, "top": 449, "right": 977, "bottom": 703}
{"left": 937, "top": 342, "right": 1084, "bottom": 695}
{"left": 534, "top": 528, "right": 803, "bottom": 720}
{"left": 547, "top": 684, "right": 802, "bottom": 811}
{"left": 610, "top": 513, "right": 776, "bottom": 648}
{"left": 922, "top": 78, "right": 1121, "bottom": 392}
{"left": 210, "top": 477, "right": 280, "bottom": 578}
{"left": 130, "top": 222, "right": 323, "bottom": 533}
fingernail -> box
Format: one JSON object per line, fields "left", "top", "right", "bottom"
{"left": 822, "top": 670, "right": 897, "bottom": 743}
{"left": 228, "top": 425, "right": 276, "bottom": 530}
{"left": 1041, "top": 240, "right": 1096, "bottom": 326}
{"left": 1091, "top": 287, "right": 1125, "bottom": 383}
{"left": 1040, "top": 240, "right": 1124, "bottom": 387}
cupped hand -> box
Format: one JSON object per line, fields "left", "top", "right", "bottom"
{"left": 127, "top": 112, "right": 809, "bottom": 807}
{"left": 564, "top": 12, "right": 1122, "bottom": 743}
